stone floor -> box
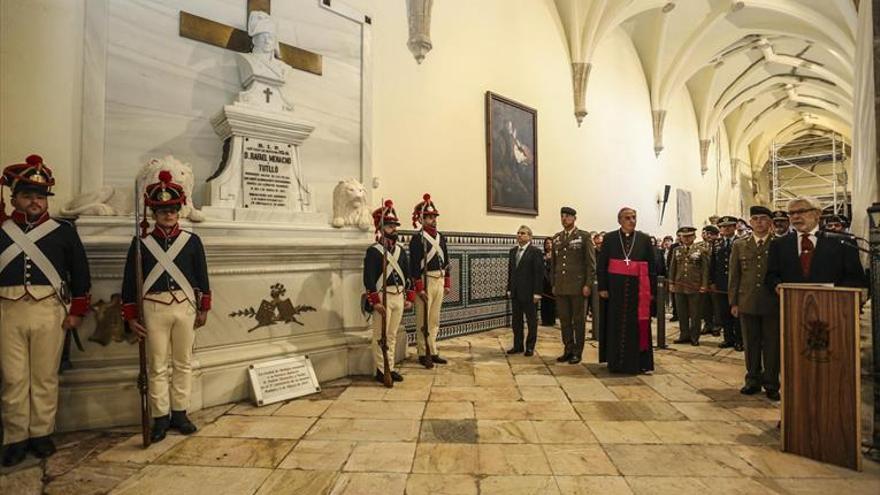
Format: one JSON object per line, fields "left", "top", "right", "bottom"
{"left": 2, "top": 320, "right": 879, "bottom": 494}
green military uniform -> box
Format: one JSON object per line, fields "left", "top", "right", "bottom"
{"left": 551, "top": 207, "right": 596, "bottom": 361}
{"left": 728, "top": 206, "right": 779, "bottom": 397}
{"left": 698, "top": 225, "right": 718, "bottom": 336}
{"left": 669, "top": 227, "right": 708, "bottom": 345}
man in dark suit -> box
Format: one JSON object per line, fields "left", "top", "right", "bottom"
{"left": 766, "top": 197, "right": 865, "bottom": 291}
{"left": 507, "top": 225, "right": 544, "bottom": 356}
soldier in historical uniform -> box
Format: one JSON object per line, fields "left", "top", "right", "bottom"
{"left": 729, "top": 206, "right": 779, "bottom": 400}
{"left": 551, "top": 206, "right": 596, "bottom": 364}
{"left": 669, "top": 227, "right": 708, "bottom": 345}
{"left": 364, "top": 200, "right": 414, "bottom": 383}
{"left": 699, "top": 225, "right": 719, "bottom": 336}
{"left": 123, "top": 171, "right": 211, "bottom": 443}
{"left": 710, "top": 216, "right": 742, "bottom": 351}
{"left": 771, "top": 210, "right": 790, "bottom": 237}
{"left": 0, "top": 155, "right": 92, "bottom": 466}
{"left": 409, "top": 194, "right": 450, "bottom": 368}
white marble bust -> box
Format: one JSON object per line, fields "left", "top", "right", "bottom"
{"left": 235, "top": 11, "right": 294, "bottom": 111}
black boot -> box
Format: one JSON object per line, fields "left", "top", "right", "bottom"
{"left": 28, "top": 435, "right": 56, "bottom": 458}
{"left": 1, "top": 440, "right": 28, "bottom": 467}
{"left": 170, "top": 410, "right": 198, "bottom": 435}
{"left": 151, "top": 415, "right": 170, "bottom": 443}
{"left": 431, "top": 355, "right": 447, "bottom": 364}
{"left": 418, "top": 355, "right": 434, "bottom": 369}
{"left": 375, "top": 370, "right": 385, "bottom": 383}
{"left": 390, "top": 371, "right": 404, "bottom": 382}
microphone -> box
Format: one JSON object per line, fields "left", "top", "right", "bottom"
{"left": 817, "top": 230, "right": 871, "bottom": 254}
{"left": 818, "top": 230, "right": 867, "bottom": 243}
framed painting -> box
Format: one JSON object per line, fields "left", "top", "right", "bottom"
{"left": 485, "top": 91, "right": 538, "bottom": 216}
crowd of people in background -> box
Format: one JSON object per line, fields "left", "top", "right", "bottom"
{"left": 515, "top": 198, "right": 866, "bottom": 402}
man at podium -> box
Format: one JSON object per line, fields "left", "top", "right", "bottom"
{"left": 766, "top": 197, "right": 865, "bottom": 291}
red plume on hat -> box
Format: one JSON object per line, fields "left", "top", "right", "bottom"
{"left": 144, "top": 169, "right": 187, "bottom": 209}
{"left": 0, "top": 154, "right": 57, "bottom": 223}
{"left": 372, "top": 199, "right": 401, "bottom": 233}
{"left": 412, "top": 192, "right": 440, "bottom": 227}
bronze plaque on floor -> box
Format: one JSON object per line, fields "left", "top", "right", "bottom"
{"left": 779, "top": 284, "right": 862, "bottom": 471}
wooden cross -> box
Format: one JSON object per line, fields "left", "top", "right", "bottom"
{"left": 179, "top": 0, "right": 322, "bottom": 76}
{"left": 263, "top": 87, "right": 273, "bottom": 103}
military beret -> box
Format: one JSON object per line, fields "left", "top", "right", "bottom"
{"left": 749, "top": 206, "right": 772, "bottom": 217}
{"left": 716, "top": 215, "right": 738, "bottom": 226}
{"left": 702, "top": 225, "right": 719, "bottom": 234}
{"left": 560, "top": 206, "right": 577, "bottom": 216}
{"left": 771, "top": 210, "right": 789, "bottom": 221}
{"left": 677, "top": 226, "right": 696, "bottom": 235}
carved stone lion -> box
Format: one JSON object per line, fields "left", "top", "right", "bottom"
{"left": 61, "top": 155, "right": 205, "bottom": 222}
{"left": 331, "top": 178, "right": 371, "bottom": 231}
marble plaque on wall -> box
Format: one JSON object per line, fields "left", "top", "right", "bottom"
{"left": 242, "top": 139, "right": 295, "bottom": 209}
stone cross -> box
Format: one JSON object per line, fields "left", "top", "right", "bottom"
{"left": 179, "top": 0, "right": 322, "bottom": 76}
{"left": 263, "top": 87, "right": 273, "bottom": 103}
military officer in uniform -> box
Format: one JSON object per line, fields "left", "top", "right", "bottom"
{"left": 710, "top": 216, "right": 742, "bottom": 351}
{"left": 551, "top": 206, "right": 596, "bottom": 364}
{"left": 771, "top": 210, "right": 790, "bottom": 237}
{"left": 699, "top": 225, "right": 719, "bottom": 336}
{"left": 123, "top": 171, "right": 211, "bottom": 443}
{"left": 0, "top": 155, "right": 92, "bottom": 466}
{"left": 409, "top": 194, "right": 450, "bottom": 368}
{"left": 669, "top": 227, "right": 708, "bottom": 345}
{"left": 364, "top": 200, "right": 414, "bottom": 383}
{"left": 729, "top": 206, "right": 779, "bottom": 400}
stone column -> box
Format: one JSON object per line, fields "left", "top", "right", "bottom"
{"left": 406, "top": 0, "right": 433, "bottom": 64}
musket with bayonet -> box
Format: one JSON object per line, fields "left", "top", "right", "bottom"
{"left": 133, "top": 178, "right": 151, "bottom": 448}
{"left": 417, "top": 209, "right": 433, "bottom": 360}
{"left": 378, "top": 201, "right": 393, "bottom": 388}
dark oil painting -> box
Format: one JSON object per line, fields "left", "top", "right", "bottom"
{"left": 485, "top": 91, "right": 538, "bottom": 216}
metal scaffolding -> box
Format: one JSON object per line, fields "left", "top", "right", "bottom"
{"left": 770, "top": 133, "right": 850, "bottom": 214}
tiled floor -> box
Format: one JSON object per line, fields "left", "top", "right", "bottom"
{"left": 2, "top": 322, "right": 879, "bottom": 494}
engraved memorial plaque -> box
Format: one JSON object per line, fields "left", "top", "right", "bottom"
{"left": 248, "top": 355, "right": 320, "bottom": 406}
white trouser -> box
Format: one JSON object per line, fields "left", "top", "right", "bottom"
{"left": 371, "top": 291, "right": 404, "bottom": 373}
{"left": 415, "top": 275, "right": 443, "bottom": 356}
{"left": 144, "top": 296, "right": 196, "bottom": 417}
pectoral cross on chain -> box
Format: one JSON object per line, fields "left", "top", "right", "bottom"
{"left": 179, "top": 0, "right": 323, "bottom": 75}
{"left": 263, "top": 87, "right": 273, "bottom": 103}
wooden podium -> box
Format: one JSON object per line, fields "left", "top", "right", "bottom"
{"left": 779, "top": 284, "right": 862, "bottom": 471}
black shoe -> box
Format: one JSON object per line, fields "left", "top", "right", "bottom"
{"left": 170, "top": 410, "right": 198, "bottom": 435}
{"left": 506, "top": 348, "right": 524, "bottom": 355}
{"left": 1, "top": 440, "right": 28, "bottom": 467}
{"left": 740, "top": 385, "right": 761, "bottom": 395}
{"left": 151, "top": 415, "right": 170, "bottom": 443}
{"left": 673, "top": 339, "right": 689, "bottom": 344}
{"left": 418, "top": 355, "right": 434, "bottom": 369}
{"left": 718, "top": 342, "right": 735, "bottom": 349}
{"left": 431, "top": 355, "right": 448, "bottom": 364}
{"left": 524, "top": 350, "right": 534, "bottom": 357}
{"left": 691, "top": 341, "right": 700, "bottom": 346}
{"left": 375, "top": 370, "right": 385, "bottom": 383}
{"left": 556, "top": 353, "right": 571, "bottom": 363}
{"left": 734, "top": 344, "right": 744, "bottom": 352}
{"left": 28, "top": 435, "right": 56, "bottom": 458}
{"left": 765, "top": 389, "right": 780, "bottom": 401}
{"left": 711, "top": 328, "right": 722, "bottom": 337}
{"left": 568, "top": 355, "right": 582, "bottom": 365}
{"left": 390, "top": 371, "right": 404, "bottom": 382}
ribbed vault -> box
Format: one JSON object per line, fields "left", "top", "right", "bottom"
{"left": 551, "top": 0, "right": 856, "bottom": 199}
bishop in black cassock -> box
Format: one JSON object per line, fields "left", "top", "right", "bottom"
{"left": 597, "top": 208, "right": 657, "bottom": 374}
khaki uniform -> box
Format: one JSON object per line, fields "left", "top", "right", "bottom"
{"left": 697, "top": 241, "right": 715, "bottom": 333}
{"left": 728, "top": 235, "right": 779, "bottom": 391}
{"left": 371, "top": 289, "right": 405, "bottom": 372}
{"left": 0, "top": 290, "right": 65, "bottom": 443}
{"left": 669, "top": 243, "right": 708, "bottom": 344}
{"left": 414, "top": 273, "right": 443, "bottom": 356}
{"left": 551, "top": 228, "right": 596, "bottom": 357}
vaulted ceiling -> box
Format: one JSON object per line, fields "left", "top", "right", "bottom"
{"left": 552, "top": 0, "right": 856, "bottom": 179}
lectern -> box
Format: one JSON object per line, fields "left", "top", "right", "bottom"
{"left": 779, "top": 284, "right": 862, "bottom": 471}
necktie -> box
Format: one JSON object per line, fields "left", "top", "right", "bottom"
{"left": 516, "top": 247, "right": 525, "bottom": 266}
{"left": 800, "top": 233, "right": 814, "bottom": 277}
{"left": 757, "top": 239, "right": 764, "bottom": 248}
